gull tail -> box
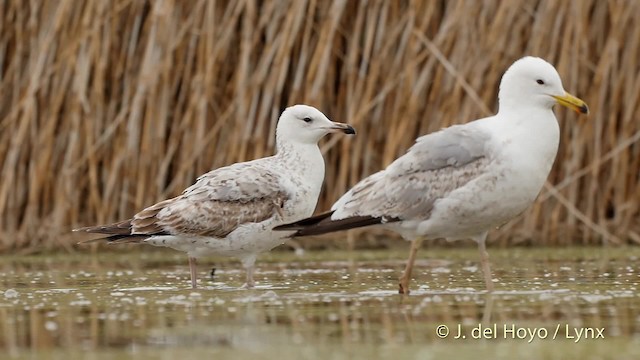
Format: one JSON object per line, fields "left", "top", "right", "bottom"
{"left": 274, "top": 211, "right": 397, "bottom": 237}
{"left": 74, "top": 220, "right": 155, "bottom": 244}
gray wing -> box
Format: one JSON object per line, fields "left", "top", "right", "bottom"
{"left": 132, "top": 161, "right": 288, "bottom": 238}
{"left": 332, "top": 124, "right": 492, "bottom": 220}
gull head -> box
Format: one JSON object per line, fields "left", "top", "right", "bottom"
{"left": 499, "top": 56, "right": 589, "bottom": 115}
{"left": 276, "top": 105, "right": 355, "bottom": 145}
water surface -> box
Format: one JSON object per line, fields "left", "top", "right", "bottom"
{"left": 1, "top": 246, "right": 639, "bottom": 359}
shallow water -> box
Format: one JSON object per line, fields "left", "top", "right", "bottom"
{"left": 1, "top": 246, "right": 639, "bottom": 359}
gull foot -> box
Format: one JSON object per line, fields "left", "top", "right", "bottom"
{"left": 241, "top": 282, "right": 256, "bottom": 289}
{"left": 398, "top": 279, "right": 411, "bottom": 295}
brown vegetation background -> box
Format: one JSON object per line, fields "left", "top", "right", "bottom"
{"left": 0, "top": 0, "right": 638, "bottom": 252}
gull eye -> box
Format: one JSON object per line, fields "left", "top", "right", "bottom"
{"left": 303, "top": 117, "right": 313, "bottom": 123}
{"left": 536, "top": 79, "right": 545, "bottom": 85}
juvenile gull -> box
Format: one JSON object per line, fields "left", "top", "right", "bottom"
{"left": 75, "top": 105, "right": 355, "bottom": 289}
{"left": 275, "top": 57, "right": 589, "bottom": 294}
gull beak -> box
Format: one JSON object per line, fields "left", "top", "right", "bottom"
{"left": 326, "top": 122, "right": 356, "bottom": 135}
{"left": 552, "top": 92, "right": 589, "bottom": 114}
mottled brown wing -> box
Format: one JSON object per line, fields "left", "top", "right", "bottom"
{"left": 132, "top": 161, "right": 289, "bottom": 238}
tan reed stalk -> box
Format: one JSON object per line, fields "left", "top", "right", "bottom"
{"left": 0, "top": 0, "right": 638, "bottom": 252}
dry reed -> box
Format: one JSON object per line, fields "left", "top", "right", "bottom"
{"left": 0, "top": 0, "right": 638, "bottom": 251}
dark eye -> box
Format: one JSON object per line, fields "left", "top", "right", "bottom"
{"left": 536, "top": 79, "right": 545, "bottom": 85}
{"left": 303, "top": 117, "right": 313, "bottom": 123}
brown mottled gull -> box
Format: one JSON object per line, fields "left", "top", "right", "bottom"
{"left": 75, "top": 105, "right": 355, "bottom": 289}
{"left": 275, "top": 57, "right": 589, "bottom": 294}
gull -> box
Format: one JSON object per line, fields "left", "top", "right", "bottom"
{"left": 75, "top": 105, "right": 355, "bottom": 289}
{"left": 275, "top": 57, "right": 589, "bottom": 294}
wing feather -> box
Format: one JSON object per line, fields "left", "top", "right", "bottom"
{"left": 334, "top": 124, "right": 492, "bottom": 221}
{"left": 77, "top": 160, "right": 289, "bottom": 241}
{"left": 133, "top": 161, "right": 288, "bottom": 237}
{"left": 275, "top": 124, "right": 494, "bottom": 237}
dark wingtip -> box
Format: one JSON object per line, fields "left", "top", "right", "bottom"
{"left": 279, "top": 215, "right": 397, "bottom": 237}
{"left": 273, "top": 224, "right": 296, "bottom": 231}
{"left": 274, "top": 211, "right": 336, "bottom": 232}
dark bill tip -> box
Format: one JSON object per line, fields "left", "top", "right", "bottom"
{"left": 579, "top": 103, "right": 589, "bottom": 114}
{"left": 343, "top": 125, "right": 356, "bottom": 135}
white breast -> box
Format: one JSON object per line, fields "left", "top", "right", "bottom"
{"left": 279, "top": 144, "right": 326, "bottom": 221}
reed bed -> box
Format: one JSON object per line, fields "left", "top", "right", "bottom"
{"left": 0, "top": 0, "right": 638, "bottom": 251}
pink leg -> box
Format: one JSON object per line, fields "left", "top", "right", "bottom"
{"left": 189, "top": 257, "right": 198, "bottom": 289}
{"left": 245, "top": 265, "right": 255, "bottom": 288}
{"left": 478, "top": 239, "right": 494, "bottom": 292}
{"left": 399, "top": 239, "right": 423, "bottom": 295}
{"left": 241, "top": 255, "right": 257, "bottom": 288}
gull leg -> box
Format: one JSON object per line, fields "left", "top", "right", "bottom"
{"left": 476, "top": 234, "right": 494, "bottom": 292}
{"left": 245, "top": 266, "right": 255, "bottom": 288}
{"left": 188, "top": 257, "right": 198, "bottom": 289}
{"left": 399, "top": 238, "right": 423, "bottom": 295}
{"left": 482, "top": 293, "right": 494, "bottom": 324}
{"left": 241, "top": 255, "right": 257, "bottom": 288}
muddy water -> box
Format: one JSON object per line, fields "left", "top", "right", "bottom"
{"left": 1, "top": 246, "right": 639, "bottom": 359}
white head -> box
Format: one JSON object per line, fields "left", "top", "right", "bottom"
{"left": 498, "top": 56, "right": 588, "bottom": 115}
{"left": 275, "top": 105, "right": 355, "bottom": 148}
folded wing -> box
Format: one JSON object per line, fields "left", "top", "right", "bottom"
{"left": 276, "top": 124, "right": 492, "bottom": 236}
{"left": 77, "top": 162, "right": 289, "bottom": 242}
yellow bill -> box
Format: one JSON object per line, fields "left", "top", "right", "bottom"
{"left": 552, "top": 92, "right": 589, "bottom": 114}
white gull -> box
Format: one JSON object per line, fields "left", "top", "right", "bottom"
{"left": 275, "top": 57, "right": 589, "bottom": 294}
{"left": 76, "top": 105, "right": 355, "bottom": 288}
